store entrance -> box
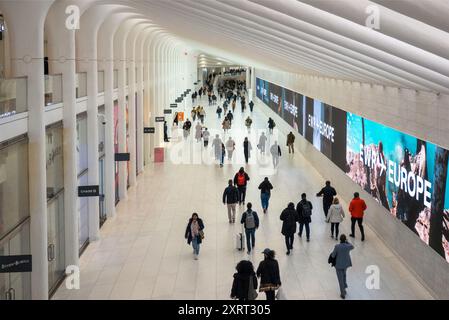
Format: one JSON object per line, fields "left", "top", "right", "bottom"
{"left": 47, "top": 192, "right": 65, "bottom": 294}
{"left": 0, "top": 220, "right": 31, "bottom": 300}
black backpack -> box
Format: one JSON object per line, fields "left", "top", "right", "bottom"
{"left": 302, "top": 202, "right": 312, "bottom": 218}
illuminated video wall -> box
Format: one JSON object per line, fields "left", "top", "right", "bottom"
{"left": 256, "top": 77, "right": 449, "bottom": 262}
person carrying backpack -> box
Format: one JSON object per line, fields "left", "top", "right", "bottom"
{"left": 268, "top": 118, "right": 276, "bottom": 134}
{"left": 280, "top": 202, "right": 299, "bottom": 255}
{"left": 240, "top": 203, "right": 260, "bottom": 254}
{"left": 296, "top": 193, "right": 313, "bottom": 242}
{"left": 234, "top": 167, "right": 250, "bottom": 205}
{"left": 223, "top": 179, "right": 239, "bottom": 223}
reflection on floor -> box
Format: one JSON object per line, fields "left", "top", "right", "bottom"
{"left": 53, "top": 92, "right": 433, "bottom": 300}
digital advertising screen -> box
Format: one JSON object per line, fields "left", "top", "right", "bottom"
{"left": 268, "top": 82, "right": 282, "bottom": 115}
{"left": 256, "top": 77, "right": 449, "bottom": 262}
{"left": 282, "top": 88, "right": 303, "bottom": 135}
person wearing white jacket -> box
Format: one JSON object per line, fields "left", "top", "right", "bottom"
{"left": 326, "top": 198, "right": 345, "bottom": 240}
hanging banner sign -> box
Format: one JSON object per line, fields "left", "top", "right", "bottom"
{"left": 0, "top": 255, "right": 32, "bottom": 273}
{"left": 144, "top": 127, "right": 155, "bottom": 134}
{"left": 115, "top": 153, "right": 130, "bottom": 161}
{"left": 78, "top": 185, "right": 100, "bottom": 197}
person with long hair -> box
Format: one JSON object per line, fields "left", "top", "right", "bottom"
{"left": 184, "top": 213, "right": 205, "bottom": 260}
{"left": 256, "top": 249, "right": 281, "bottom": 300}
{"left": 231, "top": 260, "right": 258, "bottom": 301}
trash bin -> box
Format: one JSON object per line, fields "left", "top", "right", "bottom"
{"left": 154, "top": 147, "right": 164, "bottom": 163}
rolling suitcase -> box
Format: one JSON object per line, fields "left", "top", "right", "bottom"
{"left": 236, "top": 232, "right": 245, "bottom": 251}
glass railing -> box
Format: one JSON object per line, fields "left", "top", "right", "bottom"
{"left": 113, "top": 69, "right": 118, "bottom": 89}
{"left": 76, "top": 72, "right": 87, "bottom": 98}
{"left": 0, "top": 77, "right": 27, "bottom": 119}
{"left": 44, "top": 74, "right": 63, "bottom": 106}
{"left": 98, "top": 71, "right": 104, "bottom": 93}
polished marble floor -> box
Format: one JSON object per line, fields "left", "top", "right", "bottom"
{"left": 53, "top": 89, "right": 433, "bottom": 300}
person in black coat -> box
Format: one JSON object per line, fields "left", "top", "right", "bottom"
{"left": 316, "top": 181, "right": 337, "bottom": 219}
{"left": 184, "top": 213, "right": 204, "bottom": 260}
{"left": 258, "top": 177, "right": 273, "bottom": 213}
{"left": 223, "top": 179, "right": 239, "bottom": 223}
{"left": 280, "top": 202, "right": 300, "bottom": 255}
{"left": 256, "top": 249, "right": 281, "bottom": 300}
{"left": 296, "top": 193, "right": 313, "bottom": 241}
{"left": 231, "top": 260, "right": 258, "bottom": 301}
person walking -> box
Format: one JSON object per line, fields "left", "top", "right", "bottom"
{"left": 330, "top": 234, "right": 354, "bottom": 299}
{"left": 258, "top": 132, "right": 267, "bottom": 154}
{"left": 223, "top": 179, "right": 239, "bottom": 223}
{"left": 256, "top": 249, "right": 281, "bottom": 301}
{"left": 296, "top": 193, "right": 313, "bottom": 241}
{"left": 327, "top": 197, "right": 345, "bottom": 240}
{"left": 220, "top": 142, "right": 226, "bottom": 168}
{"left": 191, "top": 108, "right": 197, "bottom": 121}
{"left": 316, "top": 181, "right": 337, "bottom": 220}
{"left": 164, "top": 121, "right": 169, "bottom": 142}
{"left": 270, "top": 141, "right": 281, "bottom": 168}
{"left": 216, "top": 105, "right": 222, "bottom": 118}
{"left": 349, "top": 192, "right": 367, "bottom": 241}
{"left": 286, "top": 132, "right": 295, "bottom": 154}
{"left": 241, "top": 203, "right": 260, "bottom": 254}
{"left": 234, "top": 167, "right": 250, "bottom": 205}
{"left": 222, "top": 118, "right": 231, "bottom": 133}
{"left": 184, "top": 213, "right": 205, "bottom": 260}
{"left": 182, "top": 118, "right": 192, "bottom": 139}
{"left": 232, "top": 100, "right": 236, "bottom": 113}
{"left": 202, "top": 128, "right": 210, "bottom": 147}
{"left": 231, "top": 260, "right": 258, "bottom": 301}
{"left": 212, "top": 134, "right": 223, "bottom": 162}
{"left": 199, "top": 107, "right": 206, "bottom": 124}
{"left": 249, "top": 100, "right": 254, "bottom": 112}
{"left": 195, "top": 122, "right": 202, "bottom": 142}
{"left": 226, "top": 110, "right": 234, "bottom": 125}
{"left": 243, "top": 137, "right": 252, "bottom": 164}
{"left": 226, "top": 137, "right": 236, "bottom": 161}
{"left": 268, "top": 118, "right": 275, "bottom": 134}
{"left": 173, "top": 112, "right": 179, "bottom": 127}
{"left": 258, "top": 177, "right": 273, "bottom": 213}
{"left": 280, "top": 202, "right": 300, "bottom": 255}
{"left": 223, "top": 100, "right": 228, "bottom": 113}
{"left": 245, "top": 116, "right": 253, "bottom": 133}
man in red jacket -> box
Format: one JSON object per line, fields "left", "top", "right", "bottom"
{"left": 349, "top": 192, "right": 367, "bottom": 241}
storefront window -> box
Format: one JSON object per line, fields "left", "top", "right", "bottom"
{"left": 46, "top": 123, "right": 64, "bottom": 200}
{"left": 76, "top": 113, "right": 89, "bottom": 252}
{"left": 0, "top": 136, "right": 29, "bottom": 239}
{"left": 0, "top": 220, "right": 31, "bottom": 300}
{"left": 45, "top": 122, "right": 65, "bottom": 295}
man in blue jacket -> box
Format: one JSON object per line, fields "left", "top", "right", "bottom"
{"left": 241, "top": 203, "right": 260, "bottom": 255}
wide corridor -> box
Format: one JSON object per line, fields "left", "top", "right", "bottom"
{"left": 53, "top": 93, "right": 433, "bottom": 300}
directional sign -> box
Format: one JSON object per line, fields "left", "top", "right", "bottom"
{"left": 0, "top": 255, "right": 32, "bottom": 273}
{"left": 155, "top": 116, "right": 165, "bottom": 122}
{"left": 144, "top": 127, "right": 155, "bottom": 134}
{"left": 164, "top": 109, "right": 172, "bottom": 115}
{"left": 78, "top": 185, "right": 100, "bottom": 197}
{"left": 170, "top": 104, "right": 177, "bottom": 108}
{"left": 115, "top": 153, "right": 130, "bottom": 161}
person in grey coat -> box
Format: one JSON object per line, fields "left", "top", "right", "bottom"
{"left": 330, "top": 234, "right": 354, "bottom": 299}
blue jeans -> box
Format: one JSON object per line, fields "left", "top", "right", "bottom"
{"left": 261, "top": 193, "right": 270, "bottom": 210}
{"left": 192, "top": 236, "right": 200, "bottom": 255}
{"left": 245, "top": 228, "right": 256, "bottom": 252}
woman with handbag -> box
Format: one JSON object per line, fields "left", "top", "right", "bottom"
{"left": 256, "top": 249, "right": 281, "bottom": 300}
{"left": 184, "top": 213, "right": 205, "bottom": 260}
{"left": 230, "top": 260, "right": 258, "bottom": 301}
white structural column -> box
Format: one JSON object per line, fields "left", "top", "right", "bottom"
{"left": 114, "top": 21, "right": 131, "bottom": 201}
{"left": 136, "top": 27, "right": 148, "bottom": 173}
{"left": 126, "top": 22, "right": 146, "bottom": 187}
{"left": 0, "top": 0, "right": 53, "bottom": 300}
{"left": 98, "top": 13, "right": 125, "bottom": 218}
{"left": 45, "top": 2, "right": 80, "bottom": 267}
{"left": 144, "top": 34, "right": 152, "bottom": 166}
{"left": 77, "top": 5, "right": 111, "bottom": 241}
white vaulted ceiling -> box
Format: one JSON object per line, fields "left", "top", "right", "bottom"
{"left": 125, "top": 0, "right": 449, "bottom": 93}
